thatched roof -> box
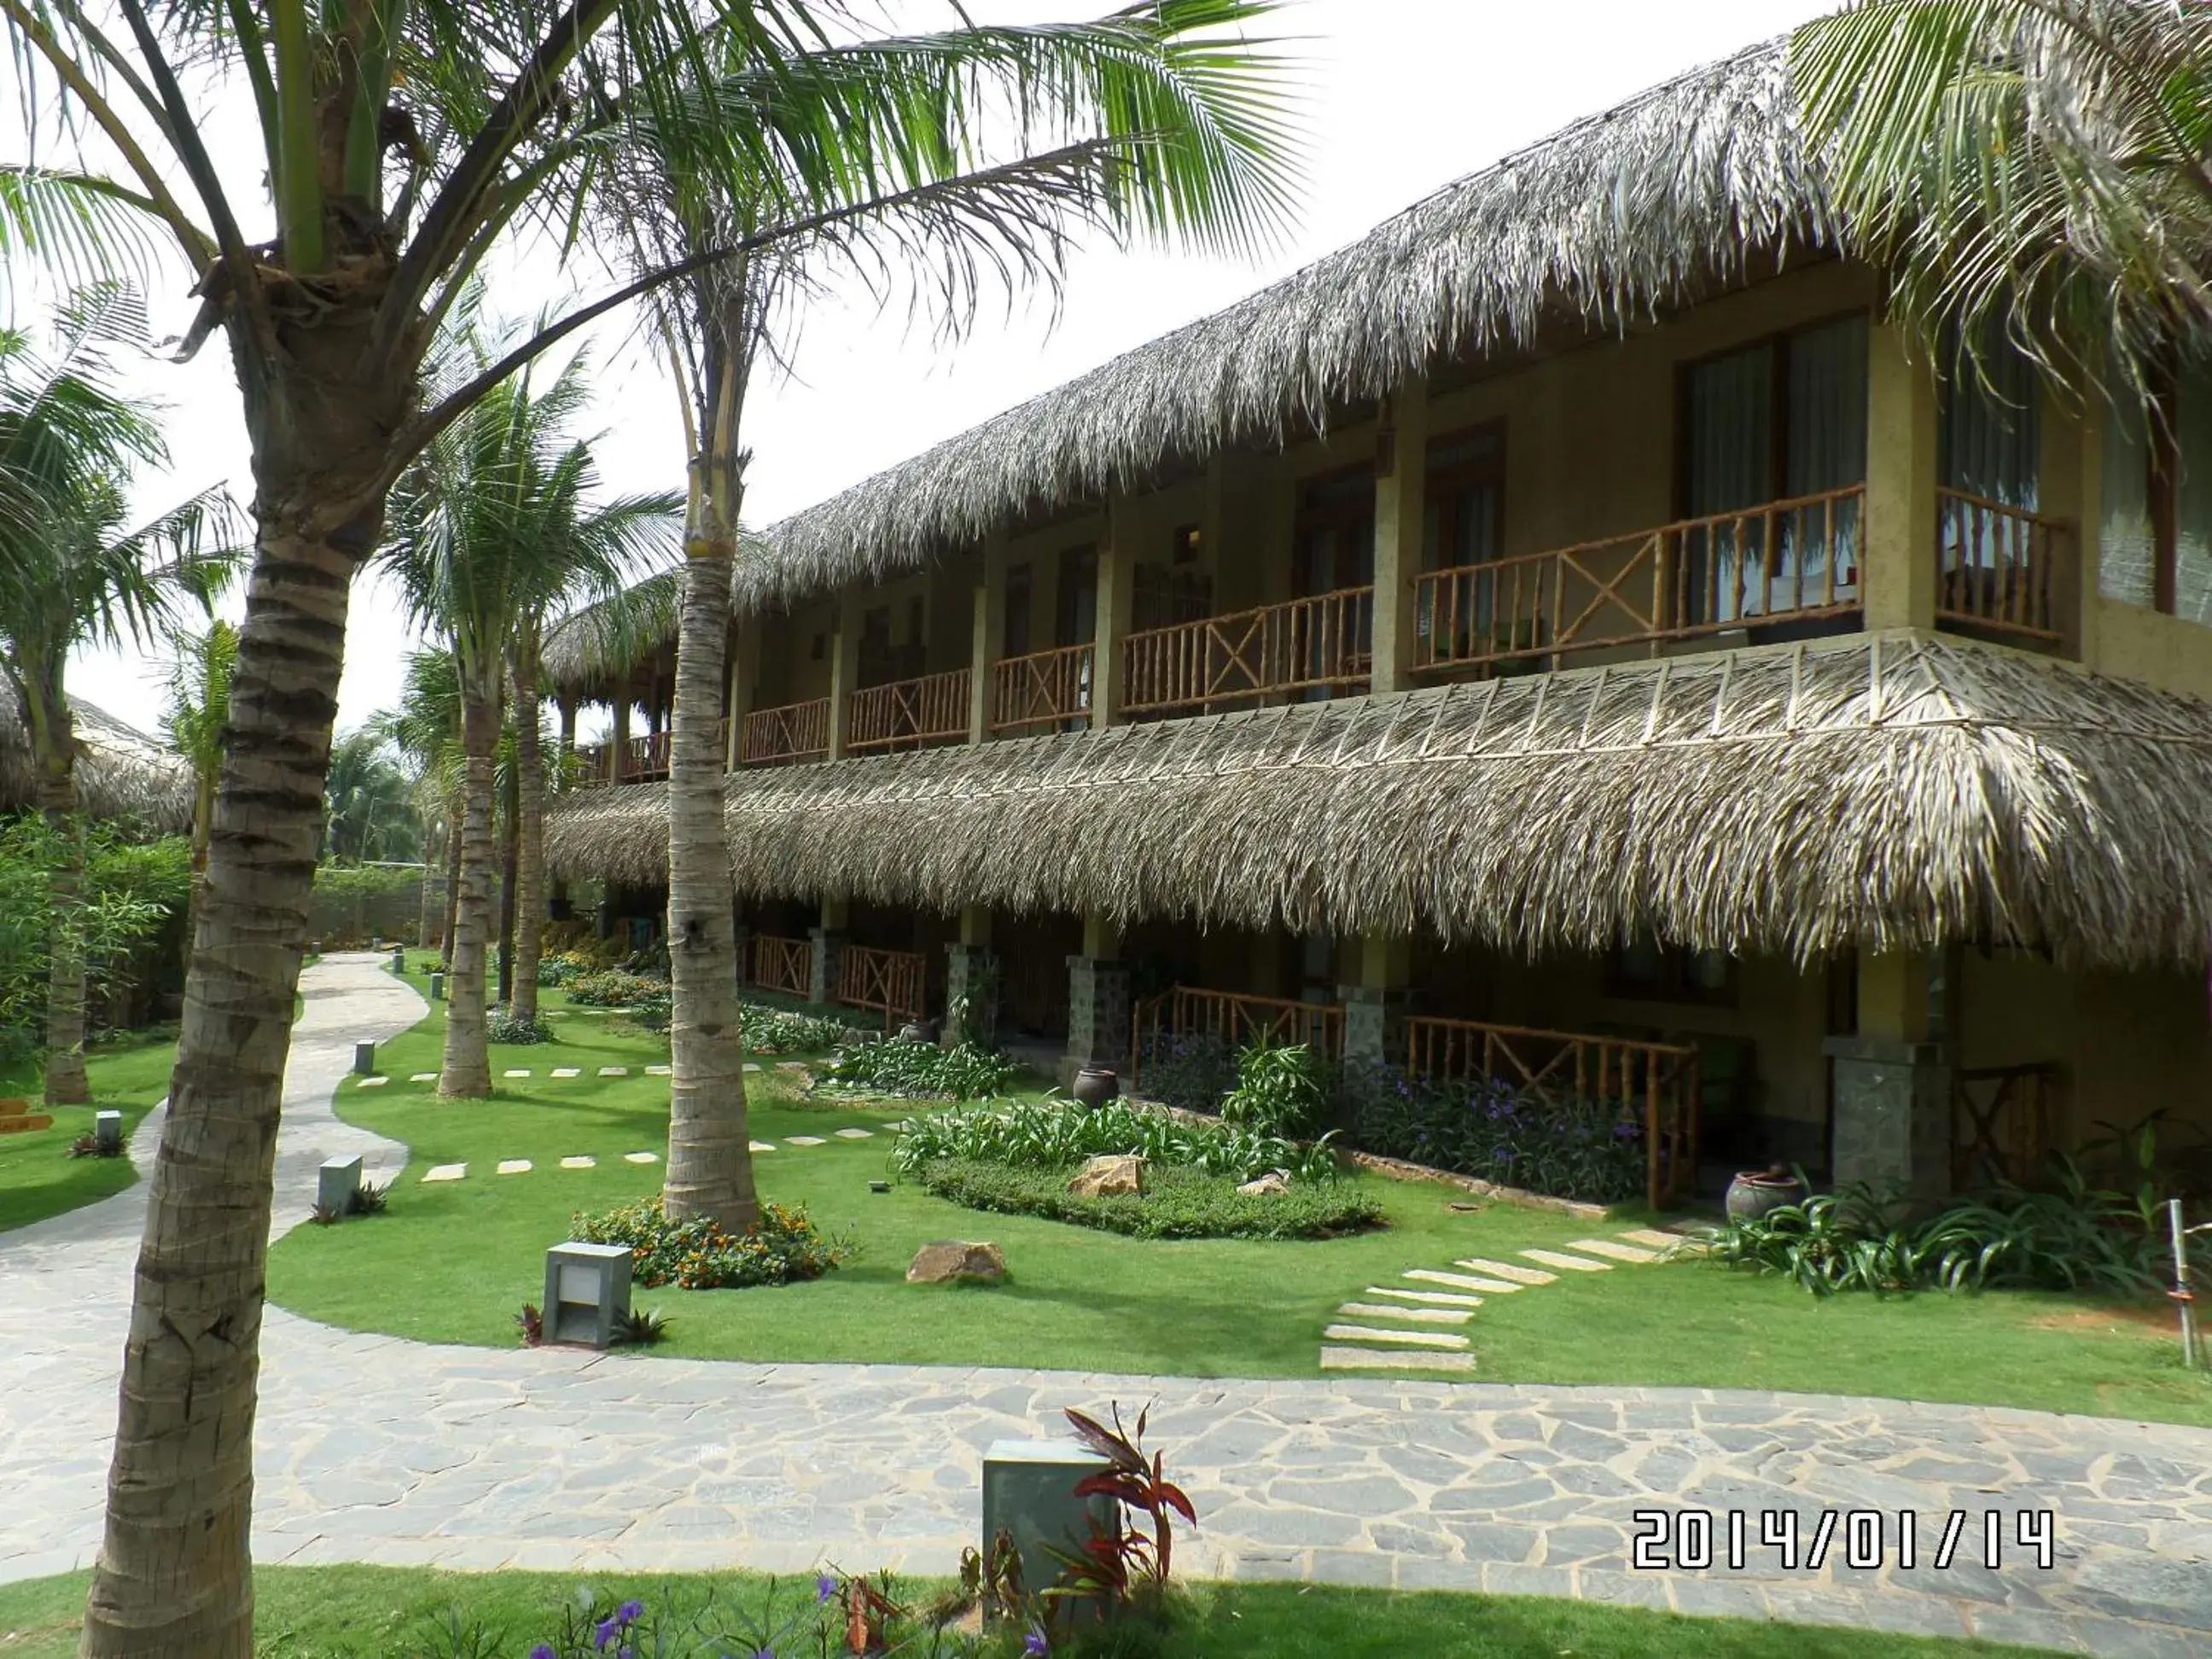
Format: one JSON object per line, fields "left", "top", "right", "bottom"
{"left": 0, "top": 696, "right": 193, "bottom": 831}
{"left": 544, "top": 635, "right": 2212, "bottom": 970}
{"left": 737, "top": 37, "right": 1830, "bottom": 614}
{"left": 541, "top": 571, "right": 679, "bottom": 701}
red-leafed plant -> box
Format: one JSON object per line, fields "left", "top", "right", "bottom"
{"left": 1050, "top": 1402, "right": 1196, "bottom": 1607}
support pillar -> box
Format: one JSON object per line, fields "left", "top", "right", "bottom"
{"left": 1370, "top": 376, "right": 1429, "bottom": 695}
{"left": 968, "top": 540, "right": 1004, "bottom": 744}
{"left": 1090, "top": 496, "right": 1134, "bottom": 731}
{"left": 725, "top": 616, "right": 758, "bottom": 770}
{"left": 1336, "top": 933, "right": 1410, "bottom": 1071}
{"left": 1863, "top": 322, "right": 1941, "bottom": 632}
{"left": 1062, "top": 954, "right": 1132, "bottom": 1083}
{"left": 944, "top": 942, "right": 999, "bottom": 1051}
{"left": 610, "top": 699, "right": 631, "bottom": 783}
{"left": 1824, "top": 952, "right": 1952, "bottom": 1207}
{"left": 808, "top": 921, "right": 846, "bottom": 1009}
{"left": 827, "top": 595, "right": 860, "bottom": 760}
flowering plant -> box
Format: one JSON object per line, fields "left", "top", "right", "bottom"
{"left": 569, "top": 1197, "right": 850, "bottom": 1291}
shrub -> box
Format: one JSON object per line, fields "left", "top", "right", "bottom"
{"left": 622, "top": 992, "right": 672, "bottom": 1035}
{"left": 1338, "top": 1062, "right": 1645, "bottom": 1205}
{"left": 534, "top": 951, "right": 598, "bottom": 988}
{"left": 893, "top": 1097, "right": 1339, "bottom": 1185}
{"left": 741, "top": 1003, "right": 854, "bottom": 1054}
{"left": 1220, "top": 1043, "right": 1328, "bottom": 1138}
{"left": 816, "top": 1037, "right": 1017, "bottom": 1100}
{"left": 913, "top": 1158, "right": 1383, "bottom": 1240}
{"left": 1135, "top": 1030, "right": 1237, "bottom": 1115}
{"left": 486, "top": 1007, "right": 553, "bottom": 1045}
{"left": 565, "top": 968, "right": 666, "bottom": 1008}
{"left": 570, "top": 1196, "right": 848, "bottom": 1289}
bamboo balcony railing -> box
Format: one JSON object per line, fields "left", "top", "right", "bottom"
{"left": 1121, "top": 587, "right": 1373, "bottom": 717}
{"left": 1412, "top": 484, "right": 1866, "bottom": 676}
{"left": 835, "top": 943, "right": 928, "bottom": 1030}
{"left": 1936, "top": 488, "right": 2064, "bottom": 642}
{"left": 1128, "top": 986, "right": 1347, "bottom": 1091}
{"left": 740, "top": 698, "right": 830, "bottom": 765}
{"left": 992, "top": 643, "right": 1093, "bottom": 732}
{"left": 847, "top": 668, "right": 971, "bottom": 753}
{"left": 1404, "top": 1016, "right": 1700, "bottom": 1211}
{"left": 747, "top": 934, "right": 812, "bottom": 1000}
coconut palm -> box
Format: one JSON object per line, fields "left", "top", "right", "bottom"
{"left": 323, "top": 730, "right": 422, "bottom": 863}
{"left": 160, "top": 617, "right": 238, "bottom": 942}
{"left": 3, "top": 1, "right": 1295, "bottom": 1637}
{"left": 377, "top": 650, "right": 467, "bottom": 953}
{"left": 0, "top": 292, "right": 235, "bottom": 1106}
{"left": 382, "top": 347, "right": 677, "bottom": 1093}
{"left": 1790, "top": 0, "right": 2212, "bottom": 393}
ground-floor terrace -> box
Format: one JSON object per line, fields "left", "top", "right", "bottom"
{"left": 547, "top": 631, "right": 2212, "bottom": 1208}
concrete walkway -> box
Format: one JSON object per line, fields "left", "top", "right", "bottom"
{"left": 3, "top": 956, "right": 2209, "bottom": 1657}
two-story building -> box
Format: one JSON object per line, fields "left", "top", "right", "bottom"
{"left": 543, "top": 38, "right": 2212, "bottom": 1208}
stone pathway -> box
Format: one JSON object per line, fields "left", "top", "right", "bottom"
{"left": 3, "top": 956, "right": 2209, "bottom": 1656}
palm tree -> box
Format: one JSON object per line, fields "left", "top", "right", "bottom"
{"left": 161, "top": 619, "right": 238, "bottom": 945}
{"left": 377, "top": 651, "right": 467, "bottom": 955}
{"left": 0, "top": 291, "right": 235, "bottom": 1106}
{"left": 3, "top": 1, "right": 1295, "bottom": 1638}
{"left": 382, "top": 347, "right": 676, "bottom": 1093}
{"left": 323, "top": 730, "right": 422, "bottom": 863}
{"left": 1790, "top": 1, "right": 2212, "bottom": 394}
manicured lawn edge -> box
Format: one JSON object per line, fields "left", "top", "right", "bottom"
{"left": 0, "top": 1031, "right": 176, "bottom": 1234}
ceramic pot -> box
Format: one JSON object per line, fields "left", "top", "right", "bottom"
{"left": 1725, "top": 1168, "right": 1807, "bottom": 1223}
{"left": 1072, "top": 1065, "right": 1121, "bottom": 1109}
{"left": 899, "top": 1020, "right": 938, "bottom": 1045}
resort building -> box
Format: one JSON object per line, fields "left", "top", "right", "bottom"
{"left": 544, "top": 39, "right": 2212, "bottom": 1208}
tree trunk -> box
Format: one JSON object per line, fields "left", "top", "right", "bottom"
{"left": 20, "top": 669, "right": 91, "bottom": 1107}
{"left": 439, "top": 684, "right": 499, "bottom": 1097}
{"left": 82, "top": 488, "right": 376, "bottom": 1651}
{"left": 496, "top": 771, "right": 516, "bottom": 1006}
{"left": 184, "top": 768, "right": 216, "bottom": 947}
{"left": 511, "top": 660, "right": 545, "bottom": 1024}
{"left": 440, "top": 793, "right": 462, "bottom": 958}
{"left": 663, "top": 482, "right": 758, "bottom": 1227}
{"left": 416, "top": 818, "right": 439, "bottom": 948}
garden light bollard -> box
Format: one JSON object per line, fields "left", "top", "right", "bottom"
{"left": 390, "top": 947, "right": 405, "bottom": 975}
{"left": 981, "top": 1439, "right": 1118, "bottom": 1604}
{"left": 93, "top": 1109, "right": 122, "bottom": 1154}
{"left": 544, "top": 1241, "right": 632, "bottom": 1348}
{"left": 352, "top": 1041, "right": 376, "bottom": 1075}
{"left": 2173, "top": 1197, "right": 2203, "bottom": 1370}
{"left": 429, "top": 972, "right": 445, "bottom": 1001}
{"left": 318, "top": 1155, "right": 363, "bottom": 1218}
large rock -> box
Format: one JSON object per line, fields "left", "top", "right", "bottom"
{"left": 1067, "top": 1153, "right": 1146, "bottom": 1198}
{"left": 906, "top": 1240, "right": 1007, "bottom": 1285}
{"left": 1237, "top": 1170, "right": 1290, "bottom": 1196}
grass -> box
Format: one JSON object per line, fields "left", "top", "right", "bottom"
{"left": 259, "top": 961, "right": 2212, "bottom": 1424}
{"left": 0, "top": 1566, "right": 2068, "bottom": 1658}
{"left": 0, "top": 1029, "right": 174, "bottom": 1234}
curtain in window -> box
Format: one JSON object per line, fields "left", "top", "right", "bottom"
{"left": 1685, "top": 345, "right": 1772, "bottom": 623}
{"left": 1942, "top": 332, "right": 2040, "bottom": 508}
{"left": 1784, "top": 315, "right": 1867, "bottom": 602}
{"left": 2099, "top": 394, "right": 2156, "bottom": 607}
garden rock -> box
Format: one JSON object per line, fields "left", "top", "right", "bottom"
{"left": 1237, "top": 1170, "right": 1290, "bottom": 1196}
{"left": 905, "top": 1240, "right": 1007, "bottom": 1285}
{"left": 1067, "top": 1153, "right": 1145, "bottom": 1197}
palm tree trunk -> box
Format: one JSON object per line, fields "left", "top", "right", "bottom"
{"left": 440, "top": 792, "right": 462, "bottom": 958}
{"left": 511, "top": 662, "right": 545, "bottom": 1025}
{"left": 185, "top": 768, "right": 215, "bottom": 946}
{"left": 439, "top": 684, "right": 499, "bottom": 1097}
{"left": 24, "top": 670, "right": 90, "bottom": 1107}
{"left": 82, "top": 495, "right": 370, "bottom": 1652}
{"left": 663, "top": 449, "right": 757, "bottom": 1228}
{"left": 416, "top": 818, "right": 439, "bottom": 948}
{"left": 496, "top": 777, "right": 516, "bottom": 1006}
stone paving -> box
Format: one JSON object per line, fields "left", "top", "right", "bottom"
{"left": 3, "top": 956, "right": 2211, "bottom": 1656}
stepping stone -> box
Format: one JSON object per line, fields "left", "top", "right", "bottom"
{"left": 776, "top": 1062, "right": 808, "bottom": 1071}
{"left": 357, "top": 1076, "right": 388, "bottom": 1088}
{"left": 1366, "top": 1286, "right": 1482, "bottom": 1307}
{"left": 1617, "top": 1227, "right": 1692, "bottom": 1251}
{"left": 1520, "top": 1249, "right": 1610, "bottom": 1273}
{"left": 1570, "top": 1237, "right": 1661, "bottom": 1264}
{"left": 1458, "top": 1256, "right": 1556, "bottom": 1285}
{"left": 1323, "top": 1324, "right": 1470, "bottom": 1350}
{"left": 749, "top": 1141, "right": 777, "bottom": 1153}
{"left": 503, "top": 1069, "right": 532, "bottom": 1080}
{"left": 560, "top": 1156, "right": 596, "bottom": 1170}
{"left": 743, "top": 1063, "right": 761, "bottom": 1074}
{"left": 1321, "top": 1346, "right": 1475, "bottom": 1374}
{"left": 624, "top": 1151, "right": 656, "bottom": 1164}
{"left": 834, "top": 1127, "right": 874, "bottom": 1140}
{"left": 422, "top": 1163, "right": 467, "bottom": 1183}
{"left": 551, "top": 1068, "right": 580, "bottom": 1080}
{"left": 786, "top": 1136, "right": 825, "bottom": 1147}
{"left": 410, "top": 1073, "right": 439, "bottom": 1083}
{"left": 1339, "top": 1302, "right": 1470, "bottom": 1325}
{"left": 598, "top": 1067, "right": 628, "bottom": 1078}
{"left": 646, "top": 1064, "right": 671, "bottom": 1076}
{"left": 1406, "top": 1269, "right": 1520, "bottom": 1295}
{"left": 496, "top": 1159, "right": 533, "bottom": 1175}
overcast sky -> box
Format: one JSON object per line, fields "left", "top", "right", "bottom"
{"left": 39, "top": 0, "right": 1833, "bottom": 742}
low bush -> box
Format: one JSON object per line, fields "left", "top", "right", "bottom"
{"left": 816, "top": 1037, "right": 1017, "bottom": 1100}
{"left": 741, "top": 1003, "right": 855, "bottom": 1054}
{"left": 1134, "top": 1031, "right": 1237, "bottom": 1115}
{"left": 1338, "top": 1062, "right": 1645, "bottom": 1205}
{"left": 912, "top": 1157, "right": 1383, "bottom": 1240}
{"left": 1220, "top": 1043, "right": 1328, "bottom": 1138}
{"left": 534, "top": 950, "right": 599, "bottom": 987}
{"left": 486, "top": 1007, "right": 553, "bottom": 1045}
{"left": 566, "top": 968, "right": 667, "bottom": 1008}
{"left": 569, "top": 1196, "right": 848, "bottom": 1290}
{"left": 893, "top": 1097, "right": 1339, "bottom": 1185}
{"left": 622, "top": 991, "right": 672, "bottom": 1035}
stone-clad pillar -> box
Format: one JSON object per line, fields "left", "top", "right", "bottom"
{"left": 1062, "top": 956, "right": 1132, "bottom": 1082}
{"left": 1336, "top": 933, "right": 1409, "bottom": 1071}
{"left": 1824, "top": 952, "right": 1952, "bottom": 1205}
{"left": 808, "top": 924, "right": 846, "bottom": 1008}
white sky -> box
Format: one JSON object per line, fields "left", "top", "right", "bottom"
{"left": 30, "top": 0, "right": 1834, "bottom": 741}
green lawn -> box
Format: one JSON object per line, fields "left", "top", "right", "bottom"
{"left": 260, "top": 963, "right": 2212, "bottom": 1424}
{"left": 0, "top": 1566, "right": 2065, "bottom": 1659}
{"left": 0, "top": 1030, "right": 174, "bottom": 1233}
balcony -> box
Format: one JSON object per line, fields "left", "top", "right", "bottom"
{"left": 1936, "top": 488, "right": 2064, "bottom": 643}
{"left": 992, "top": 643, "right": 1092, "bottom": 732}
{"left": 741, "top": 698, "right": 830, "bottom": 765}
{"left": 1121, "top": 586, "right": 1373, "bottom": 718}
{"left": 847, "top": 668, "right": 970, "bottom": 753}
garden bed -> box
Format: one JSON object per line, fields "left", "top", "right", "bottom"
{"left": 911, "top": 1157, "right": 1384, "bottom": 1240}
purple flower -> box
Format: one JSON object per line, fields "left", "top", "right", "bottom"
{"left": 816, "top": 1573, "right": 837, "bottom": 1604}
{"left": 1024, "top": 1633, "right": 1050, "bottom": 1657}
{"left": 596, "top": 1620, "right": 620, "bottom": 1650}
{"left": 1614, "top": 1121, "right": 1642, "bottom": 1140}
{"left": 618, "top": 1600, "right": 644, "bottom": 1624}
{"left": 531, "top": 1648, "right": 556, "bottom": 1659}
{"left": 618, "top": 1649, "right": 633, "bottom": 1659}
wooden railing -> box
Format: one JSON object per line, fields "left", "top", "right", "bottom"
{"left": 1121, "top": 587, "right": 1372, "bottom": 717}
{"left": 1404, "top": 1016, "right": 1700, "bottom": 1211}
{"left": 747, "top": 934, "right": 812, "bottom": 1000}
{"left": 992, "top": 643, "right": 1092, "bottom": 732}
{"left": 1412, "top": 485, "right": 1866, "bottom": 675}
{"left": 625, "top": 731, "right": 670, "bottom": 780}
{"left": 572, "top": 742, "right": 612, "bottom": 787}
{"left": 741, "top": 698, "right": 830, "bottom": 765}
{"left": 1936, "top": 488, "right": 2064, "bottom": 642}
{"left": 1128, "top": 986, "right": 1345, "bottom": 1091}
{"left": 835, "top": 942, "right": 928, "bottom": 1031}
{"left": 1953, "top": 1061, "right": 2061, "bottom": 1188}
{"left": 847, "top": 668, "right": 971, "bottom": 753}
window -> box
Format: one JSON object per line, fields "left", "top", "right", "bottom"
{"left": 1422, "top": 425, "right": 1505, "bottom": 572}
{"left": 1054, "top": 544, "right": 1097, "bottom": 648}
{"left": 2102, "top": 364, "right": 2212, "bottom": 623}
{"left": 1003, "top": 564, "right": 1032, "bottom": 657}
{"left": 1679, "top": 314, "right": 1869, "bottom": 623}
{"left": 1172, "top": 524, "right": 1203, "bottom": 564}
{"left": 1294, "top": 468, "right": 1376, "bottom": 696}
{"left": 1606, "top": 934, "right": 1737, "bottom": 1007}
